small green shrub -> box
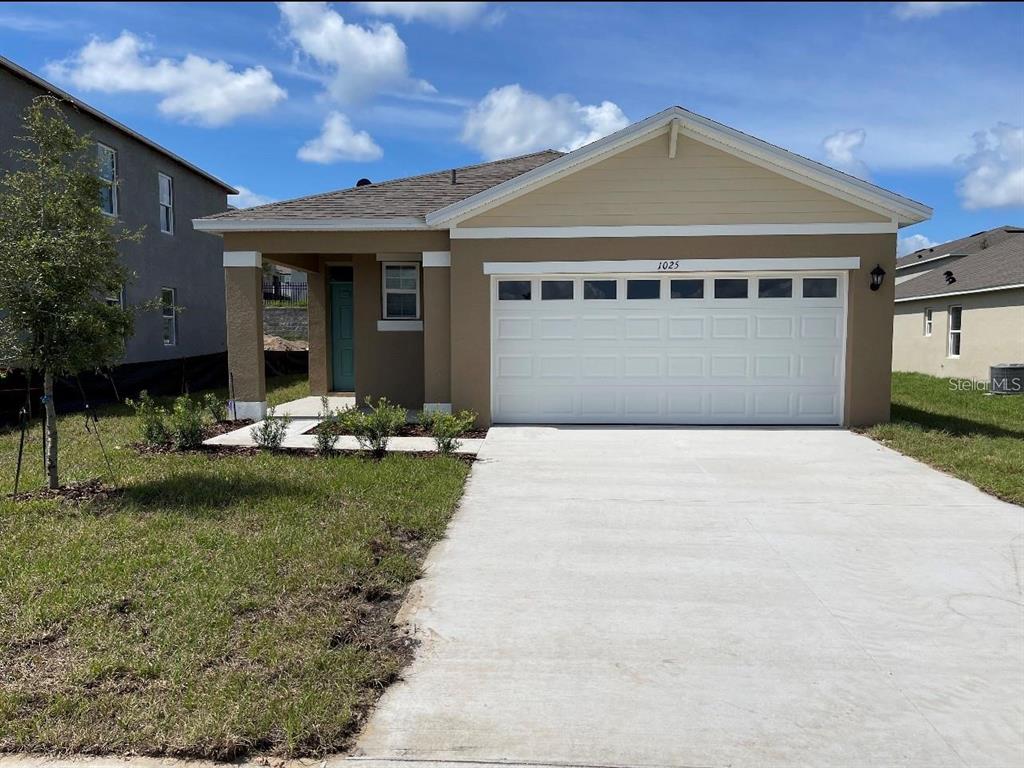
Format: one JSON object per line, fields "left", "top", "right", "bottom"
{"left": 202, "top": 392, "right": 227, "bottom": 422}
{"left": 250, "top": 406, "right": 290, "bottom": 450}
{"left": 126, "top": 390, "right": 170, "bottom": 446}
{"left": 343, "top": 396, "right": 406, "bottom": 458}
{"left": 169, "top": 395, "right": 206, "bottom": 450}
{"left": 314, "top": 395, "right": 344, "bottom": 457}
{"left": 419, "top": 409, "right": 477, "bottom": 454}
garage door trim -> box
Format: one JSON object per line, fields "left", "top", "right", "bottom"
{"left": 489, "top": 269, "right": 850, "bottom": 426}
{"left": 484, "top": 256, "right": 861, "bottom": 275}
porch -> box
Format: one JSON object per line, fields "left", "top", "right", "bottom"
{"left": 219, "top": 232, "right": 453, "bottom": 423}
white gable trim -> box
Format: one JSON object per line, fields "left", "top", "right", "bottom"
{"left": 425, "top": 107, "right": 931, "bottom": 228}
{"left": 452, "top": 222, "right": 897, "bottom": 239}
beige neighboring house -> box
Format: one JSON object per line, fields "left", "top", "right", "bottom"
{"left": 194, "top": 106, "right": 931, "bottom": 426}
{"left": 893, "top": 226, "right": 1024, "bottom": 382}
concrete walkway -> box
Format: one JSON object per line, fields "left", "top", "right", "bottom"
{"left": 205, "top": 396, "right": 483, "bottom": 455}
{"left": 352, "top": 426, "right": 1024, "bottom": 767}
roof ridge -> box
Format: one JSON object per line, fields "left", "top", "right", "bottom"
{"left": 215, "top": 149, "right": 563, "bottom": 219}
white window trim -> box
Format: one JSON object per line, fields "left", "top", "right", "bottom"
{"left": 923, "top": 308, "right": 933, "bottom": 337}
{"left": 161, "top": 287, "right": 177, "bottom": 347}
{"left": 947, "top": 305, "right": 962, "bottom": 358}
{"left": 97, "top": 142, "right": 118, "bottom": 217}
{"left": 158, "top": 172, "right": 174, "bottom": 235}
{"left": 381, "top": 262, "right": 421, "bottom": 320}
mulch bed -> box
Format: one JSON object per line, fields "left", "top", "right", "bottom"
{"left": 301, "top": 422, "right": 489, "bottom": 439}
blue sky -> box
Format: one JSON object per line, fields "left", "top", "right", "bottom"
{"left": 2, "top": 1, "right": 1022, "bottom": 253}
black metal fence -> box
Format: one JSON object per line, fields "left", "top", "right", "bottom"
{"left": 263, "top": 280, "right": 308, "bottom": 305}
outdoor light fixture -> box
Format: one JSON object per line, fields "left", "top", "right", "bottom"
{"left": 869, "top": 264, "right": 886, "bottom": 291}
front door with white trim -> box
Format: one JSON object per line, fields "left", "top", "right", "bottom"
{"left": 490, "top": 271, "right": 846, "bottom": 425}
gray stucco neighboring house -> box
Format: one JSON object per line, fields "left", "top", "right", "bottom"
{"left": 892, "top": 226, "right": 1024, "bottom": 381}
{"left": 0, "top": 55, "right": 234, "bottom": 365}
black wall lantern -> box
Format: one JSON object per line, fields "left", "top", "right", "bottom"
{"left": 869, "top": 264, "right": 886, "bottom": 291}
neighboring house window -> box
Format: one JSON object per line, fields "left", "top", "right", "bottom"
{"left": 158, "top": 173, "right": 174, "bottom": 234}
{"left": 161, "top": 287, "right": 177, "bottom": 346}
{"left": 924, "top": 308, "right": 933, "bottom": 336}
{"left": 947, "top": 305, "right": 962, "bottom": 357}
{"left": 105, "top": 285, "right": 124, "bottom": 308}
{"left": 381, "top": 263, "right": 420, "bottom": 319}
{"left": 97, "top": 143, "right": 118, "bottom": 216}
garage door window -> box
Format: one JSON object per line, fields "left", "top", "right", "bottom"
{"left": 803, "top": 277, "right": 838, "bottom": 298}
{"left": 584, "top": 280, "right": 617, "bottom": 300}
{"left": 541, "top": 280, "right": 573, "bottom": 300}
{"left": 498, "top": 280, "right": 531, "bottom": 300}
{"left": 714, "top": 278, "right": 748, "bottom": 299}
{"left": 627, "top": 279, "right": 660, "bottom": 299}
{"left": 758, "top": 278, "right": 792, "bottom": 298}
{"left": 670, "top": 279, "right": 704, "bottom": 299}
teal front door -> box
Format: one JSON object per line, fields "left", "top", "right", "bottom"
{"left": 330, "top": 281, "right": 355, "bottom": 391}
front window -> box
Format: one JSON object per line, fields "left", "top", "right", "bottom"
{"left": 947, "top": 305, "right": 962, "bottom": 357}
{"left": 105, "top": 285, "right": 124, "bottom": 308}
{"left": 924, "top": 308, "right": 933, "bottom": 336}
{"left": 161, "top": 287, "right": 177, "bottom": 346}
{"left": 382, "top": 263, "right": 420, "bottom": 319}
{"left": 97, "top": 143, "right": 117, "bottom": 216}
{"left": 158, "top": 173, "right": 174, "bottom": 234}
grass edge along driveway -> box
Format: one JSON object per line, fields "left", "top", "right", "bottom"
{"left": 0, "top": 376, "right": 471, "bottom": 758}
{"left": 865, "top": 371, "right": 1024, "bottom": 506}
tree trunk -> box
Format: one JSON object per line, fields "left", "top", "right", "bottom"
{"left": 43, "top": 369, "right": 58, "bottom": 490}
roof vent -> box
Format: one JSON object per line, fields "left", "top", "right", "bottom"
{"left": 451, "top": 168, "right": 457, "bottom": 185}
{"left": 943, "top": 270, "right": 956, "bottom": 285}
{"left": 356, "top": 178, "right": 372, "bottom": 187}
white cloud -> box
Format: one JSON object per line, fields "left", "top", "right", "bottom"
{"left": 956, "top": 123, "right": 1024, "bottom": 210}
{"left": 45, "top": 32, "right": 286, "bottom": 127}
{"left": 354, "top": 2, "right": 498, "bottom": 27}
{"left": 898, "top": 233, "right": 938, "bottom": 257}
{"left": 822, "top": 129, "right": 871, "bottom": 179}
{"left": 228, "top": 186, "right": 276, "bottom": 209}
{"left": 278, "top": 1, "right": 432, "bottom": 104}
{"left": 298, "top": 111, "right": 383, "bottom": 163}
{"left": 462, "top": 85, "right": 629, "bottom": 160}
{"left": 892, "top": 2, "right": 981, "bottom": 20}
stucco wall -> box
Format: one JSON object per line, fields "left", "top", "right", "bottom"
{"left": 462, "top": 132, "right": 888, "bottom": 228}
{"left": 0, "top": 66, "right": 230, "bottom": 364}
{"left": 450, "top": 234, "right": 897, "bottom": 427}
{"left": 893, "top": 289, "right": 1024, "bottom": 381}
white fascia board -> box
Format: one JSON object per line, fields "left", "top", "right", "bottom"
{"left": 895, "top": 283, "right": 1024, "bottom": 303}
{"left": 453, "top": 222, "right": 896, "bottom": 239}
{"left": 223, "top": 251, "right": 261, "bottom": 267}
{"left": 427, "top": 106, "right": 931, "bottom": 228}
{"left": 894, "top": 252, "right": 961, "bottom": 271}
{"left": 483, "top": 257, "right": 860, "bottom": 275}
{"left": 193, "top": 217, "right": 431, "bottom": 233}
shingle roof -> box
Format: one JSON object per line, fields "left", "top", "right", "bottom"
{"left": 205, "top": 150, "right": 564, "bottom": 222}
{"left": 896, "top": 226, "right": 1024, "bottom": 300}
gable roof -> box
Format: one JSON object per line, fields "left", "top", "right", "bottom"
{"left": 194, "top": 105, "right": 931, "bottom": 234}
{"left": 896, "top": 226, "right": 1024, "bottom": 301}
{"left": 0, "top": 55, "right": 236, "bottom": 194}
{"left": 198, "top": 150, "right": 562, "bottom": 231}
{"left": 427, "top": 106, "right": 932, "bottom": 228}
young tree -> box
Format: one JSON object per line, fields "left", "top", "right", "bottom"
{"left": 0, "top": 96, "right": 135, "bottom": 489}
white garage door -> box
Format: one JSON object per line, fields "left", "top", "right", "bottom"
{"left": 491, "top": 272, "right": 846, "bottom": 425}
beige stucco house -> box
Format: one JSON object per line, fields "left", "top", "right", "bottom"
{"left": 893, "top": 226, "right": 1024, "bottom": 382}
{"left": 194, "top": 107, "right": 931, "bottom": 426}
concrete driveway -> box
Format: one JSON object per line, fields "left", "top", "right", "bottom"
{"left": 352, "top": 427, "right": 1024, "bottom": 768}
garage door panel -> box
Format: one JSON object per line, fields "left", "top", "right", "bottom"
{"left": 492, "top": 272, "right": 844, "bottom": 425}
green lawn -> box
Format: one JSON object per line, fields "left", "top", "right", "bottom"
{"left": 866, "top": 372, "right": 1024, "bottom": 505}
{"left": 0, "top": 375, "right": 470, "bottom": 758}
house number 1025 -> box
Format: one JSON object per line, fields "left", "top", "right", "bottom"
{"left": 656, "top": 260, "right": 680, "bottom": 271}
